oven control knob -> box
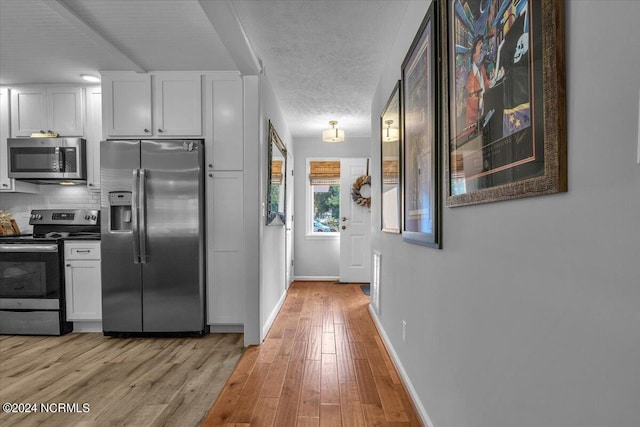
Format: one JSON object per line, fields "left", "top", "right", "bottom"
{"left": 84, "top": 215, "right": 91, "bottom": 220}
{"left": 91, "top": 215, "right": 97, "bottom": 221}
{"left": 36, "top": 214, "right": 43, "bottom": 220}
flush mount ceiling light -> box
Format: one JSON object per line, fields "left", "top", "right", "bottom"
{"left": 81, "top": 74, "right": 100, "bottom": 83}
{"left": 383, "top": 119, "right": 399, "bottom": 142}
{"left": 322, "top": 120, "right": 345, "bottom": 143}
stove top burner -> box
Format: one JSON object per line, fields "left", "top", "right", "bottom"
{"left": 0, "top": 209, "right": 101, "bottom": 242}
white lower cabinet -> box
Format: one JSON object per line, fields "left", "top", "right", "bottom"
{"left": 207, "top": 171, "right": 245, "bottom": 325}
{"left": 64, "top": 241, "right": 101, "bottom": 321}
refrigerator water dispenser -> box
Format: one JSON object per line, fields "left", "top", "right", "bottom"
{"left": 109, "top": 191, "right": 132, "bottom": 231}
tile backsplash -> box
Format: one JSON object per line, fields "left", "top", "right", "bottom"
{"left": 0, "top": 186, "right": 100, "bottom": 233}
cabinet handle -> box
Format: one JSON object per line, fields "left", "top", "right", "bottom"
{"left": 47, "top": 130, "right": 53, "bottom": 133}
{"left": 40, "top": 130, "right": 45, "bottom": 133}
{"left": 158, "top": 128, "right": 163, "bottom": 133}
{"left": 75, "top": 250, "right": 91, "bottom": 253}
{"left": 144, "top": 128, "right": 150, "bottom": 133}
{"left": 88, "top": 183, "right": 93, "bottom": 187}
{"left": 2, "top": 184, "right": 7, "bottom": 187}
{"left": 66, "top": 264, "right": 71, "bottom": 267}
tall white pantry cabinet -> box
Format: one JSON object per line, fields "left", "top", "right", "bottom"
{"left": 100, "top": 71, "right": 246, "bottom": 329}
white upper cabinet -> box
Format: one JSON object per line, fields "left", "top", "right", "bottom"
{"left": 102, "top": 72, "right": 152, "bottom": 137}
{"left": 10, "top": 85, "right": 83, "bottom": 137}
{"left": 0, "top": 88, "right": 38, "bottom": 193}
{"left": 102, "top": 72, "right": 202, "bottom": 138}
{"left": 85, "top": 86, "right": 102, "bottom": 191}
{"left": 154, "top": 73, "right": 202, "bottom": 136}
{"left": 209, "top": 77, "right": 243, "bottom": 170}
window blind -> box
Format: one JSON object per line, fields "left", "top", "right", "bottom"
{"left": 271, "top": 160, "right": 283, "bottom": 184}
{"left": 309, "top": 160, "right": 340, "bottom": 185}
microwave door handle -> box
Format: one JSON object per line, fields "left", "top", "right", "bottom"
{"left": 56, "top": 146, "right": 63, "bottom": 172}
{"left": 139, "top": 168, "right": 147, "bottom": 264}
{"left": 132, "top": 169, "right": 141, "bottom": 263}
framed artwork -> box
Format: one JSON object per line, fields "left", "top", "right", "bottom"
{"left": 266, "top": 120, "right": 287, "bottom": 225}
{"left": 380, "top": 81, "right": 401, "bottom": 233}
{"left": 401, "top": 2, "right": 441, "bottom": 248}
{"left": 442, "top": 0, "right": 567, "bottom": 207}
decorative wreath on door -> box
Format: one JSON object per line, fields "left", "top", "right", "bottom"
{"left": 351, "top": 175, "right": 371, "bottom": 208}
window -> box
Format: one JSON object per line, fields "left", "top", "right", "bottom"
{"left": 308, "top": 159, "right": 340, "bottom": 236}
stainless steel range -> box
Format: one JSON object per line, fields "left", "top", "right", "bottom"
{"left": 0, "top": 209, "right": 99, "bottom": 335}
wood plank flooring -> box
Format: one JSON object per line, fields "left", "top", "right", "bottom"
{"left": 0, "top": 332, "right": 243, "bottom": 427}
{"left": 202, "top": 281, "right": 423, "bottom": 427}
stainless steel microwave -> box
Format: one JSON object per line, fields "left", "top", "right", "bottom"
{"left": 7, "top": 138, "right": 86, "bottom": 181}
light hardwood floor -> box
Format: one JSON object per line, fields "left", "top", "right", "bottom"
{"left": 0, "top": 332, "right": 243, "bottom": 426}
{"left": 203, "top": 281, "right": 423, "bottom": 427}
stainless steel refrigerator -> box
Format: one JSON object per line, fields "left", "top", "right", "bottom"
{"left": 100, "top": 139, "right": 208, "bottom": 336}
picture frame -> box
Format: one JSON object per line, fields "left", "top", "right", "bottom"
{"left": 266, "top": 120, "right": 287, "bottom": 226}
{"left": 442, "top": 0, "right": 567, "bottom": 207}
{"left": 401, "top": 2, "right": 441, "bottom": 248}
{"left": 380, "top": 80, "right": 402, "bottom": 234}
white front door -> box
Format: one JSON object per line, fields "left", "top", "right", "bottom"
{"left": 339, "top": 158, "right": 371, "bottom": 283}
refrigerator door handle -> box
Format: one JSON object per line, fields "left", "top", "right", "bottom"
{"left": 139, "top": 168, "right": 147, "bottom": 264}
{"left": 132, "top": 168, "right": 141, "bottom": 264}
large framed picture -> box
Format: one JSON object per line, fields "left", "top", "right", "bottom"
{"left": 380, "top": 81, "right": 401, "bottom": 233}
{"left": 442, "top": 0, "right": 566, "bottom": 207}
{"left": 401, "top": 2, "right": 441, "bottom": 248}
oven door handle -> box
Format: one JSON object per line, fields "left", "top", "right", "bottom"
{"left": 132, "top": 168, "right": 141, "bottom": 263}
{"left": 0, "top": 244, "right": 59, "bottom": 253}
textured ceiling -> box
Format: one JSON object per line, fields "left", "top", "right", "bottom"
{"left": 0, "top": 0, "right": 413, "bottom": 139}
{"left": 233, "top": 0, "right": 411, "bottom": 138}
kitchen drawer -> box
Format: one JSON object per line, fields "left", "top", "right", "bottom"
{"left": 64, "top": 241, "right": 101, "bottom": 260}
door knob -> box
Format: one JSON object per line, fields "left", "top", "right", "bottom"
{"left": 341, "top": 225, "right": 346, "bottom": 230}
{"left": 342, "top": 216, "right": 347, "bottom": 222}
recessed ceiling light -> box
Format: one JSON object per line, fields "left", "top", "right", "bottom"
{"left": 81, "top": 74, "right": 100, "bottom": 83}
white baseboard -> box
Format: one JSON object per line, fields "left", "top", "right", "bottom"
{"left": 293, "top": 276, "right": 339, "bottom": 282}
{"left": 261, "top": 290, "right": 287, "bottom": 340}
{"left": 368, "top": 305, "right": 435, "bottom": 427}
{"left": 72, "top": 321, "right": 102, "bottom": 333}
{"left": 209, "top": 324, "right": 244, "bottom": 333}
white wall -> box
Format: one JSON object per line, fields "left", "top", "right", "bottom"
{"left": 293, "top": 136, "right": 370, "bottom": 278}
{"left": 370, "top": 1, "right": 640, "bottom": 427}
{"left": 259, "top": 73, "right": 293, "bottom": 340}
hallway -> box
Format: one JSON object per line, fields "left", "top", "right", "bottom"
{"left": 203, "top": 281, "right": 422, "bottom": 426}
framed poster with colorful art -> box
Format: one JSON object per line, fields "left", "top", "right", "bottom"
{"left": 401, "top": 2, "right": 441, "bottom": 248}
{"left": 442, "top": 0, "right": 566, "bottom": 207}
